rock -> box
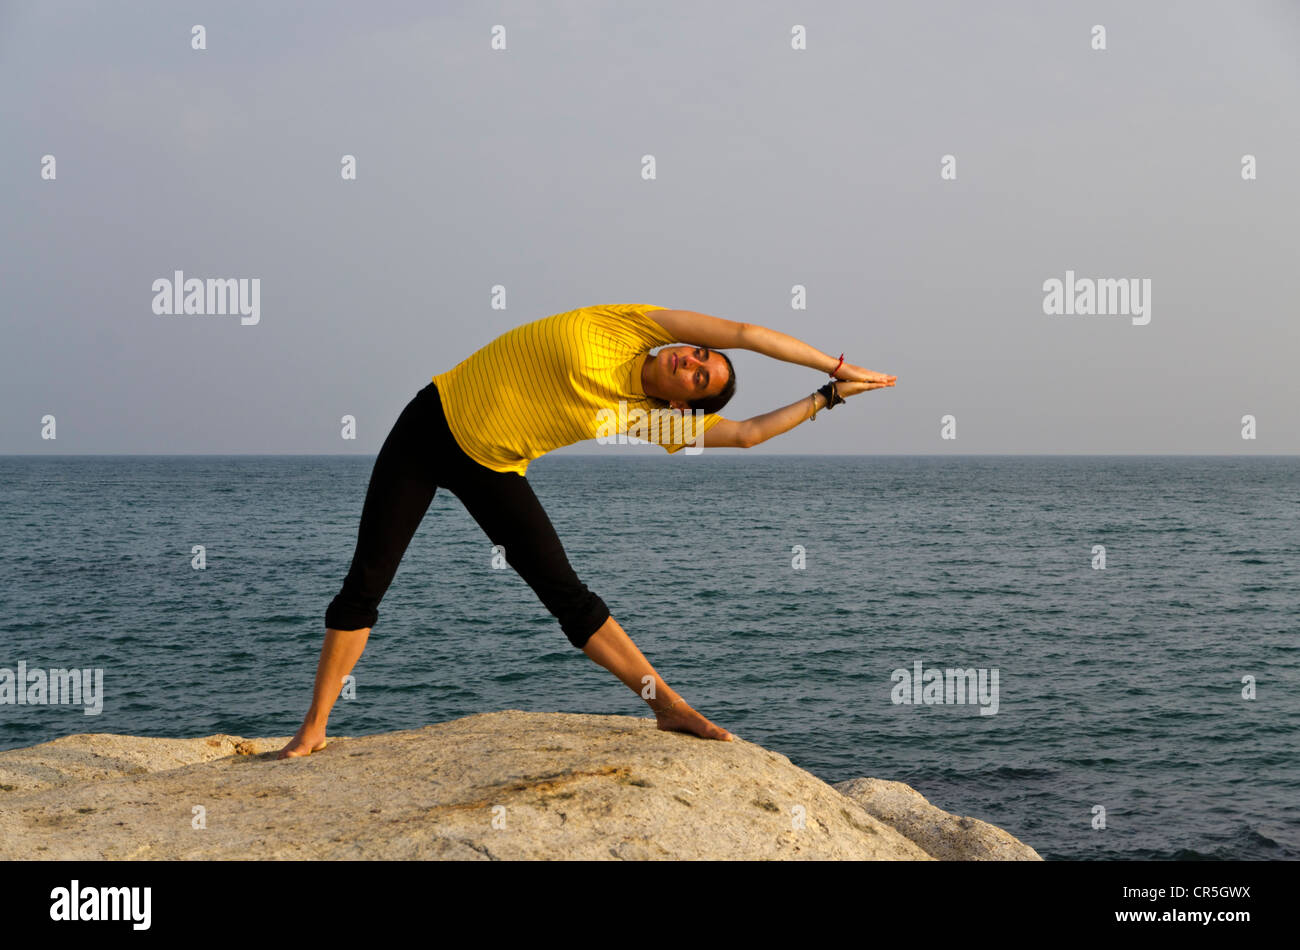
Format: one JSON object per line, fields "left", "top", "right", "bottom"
{"left": 0, "top": 733, "right": 278, "bottom": 795}
{"left": 834, "top": 777, "right": 1041, "bottom": 860}
{"left": 0, "top": 710, "right": 1037, "bottom": 860}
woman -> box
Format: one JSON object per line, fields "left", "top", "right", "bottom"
{"left": 279, "top": 304, "right": 895, "bottom": 757}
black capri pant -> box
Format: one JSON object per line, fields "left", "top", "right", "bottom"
{"left": 324, "top": 381, "right": 611, "bottom": 649}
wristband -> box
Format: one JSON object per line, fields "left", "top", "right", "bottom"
{"left": 816, "top": 381, "right": 844, "bottom": 411}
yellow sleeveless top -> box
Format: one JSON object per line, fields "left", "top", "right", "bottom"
{"left": 431, "top": 304, "right": 725, "bottom": 475}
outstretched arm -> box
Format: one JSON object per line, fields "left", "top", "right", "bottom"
{"left": 648, "top": 308, "right": 894, "bottom": 382}
{"left": 741, "top": 323, "right": 846, "bottom": 375}
{"left": 702, "top": 379, "right": 893, "bottom": 449}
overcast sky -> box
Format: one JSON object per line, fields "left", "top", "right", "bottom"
{"left": 2, "top": 0, "right": 1297, "bottom": 455}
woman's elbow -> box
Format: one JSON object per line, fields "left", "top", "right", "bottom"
{"left": 735, "top": 322, "right": 758, "bottom": 351}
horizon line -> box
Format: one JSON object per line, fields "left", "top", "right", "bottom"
{"left": 1, "top": 453, "right": 1296, "bottom": 459}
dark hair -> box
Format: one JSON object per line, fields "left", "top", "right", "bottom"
{"left": 687, "top": 349, "right": 736, "bottom": 414}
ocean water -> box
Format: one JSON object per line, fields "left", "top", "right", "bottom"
{"left": 1, "top": 454, "right": 1296, "bottom": 861}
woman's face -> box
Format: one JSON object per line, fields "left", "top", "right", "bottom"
{"left": 648, "top": 345, "right": 729, "bottom": 409}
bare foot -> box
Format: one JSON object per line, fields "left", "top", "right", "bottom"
{"left": 277, "top": 722, "right": 328, "bottom": 759}
{"left": 653, "top": 699, "right": 734, "bottom": 741}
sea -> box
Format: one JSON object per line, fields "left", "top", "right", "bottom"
{"left": 1, "top": 454, "right": 1296, "bottom": 861}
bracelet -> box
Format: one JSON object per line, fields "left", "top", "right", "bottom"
{"left": 816, "top": 381, "right": 844, "bottom": 411}
{"left": 830, "top": 353, "right": 844, "bottom": 378}
{"left": 809, "top": 392, "right": 819, "bottom": 421}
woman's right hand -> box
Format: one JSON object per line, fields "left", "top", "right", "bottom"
{"left": 834, "top": 362, "right": 897, "bottom": 384}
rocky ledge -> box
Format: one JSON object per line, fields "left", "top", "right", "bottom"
{"left": 0, "top": 710, "right": 1040, "bottom": 860}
